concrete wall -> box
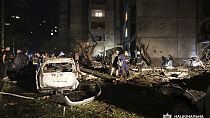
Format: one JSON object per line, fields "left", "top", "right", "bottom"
{"left": 58, "top": 0, "right": 70, "bottom": 51}
{"left": 136, "top": 0, "right": 197, "bottom": 60}
{"left": 90, "top": 0, "right": 117, "bottom": 56}
{"left": 70, "top": 0, "right": 89, "bottom": 41}
{"left": 104, "top": 0, "right": 115, "bottom": 51}
{"left": 59, "top": 0, "right": 89, "bottom": 51}
{"left": 59, "top": 0, "right": 121, "bottom": 54}
{"left": 115, "top": 0, "right": 122, "bottom": 46}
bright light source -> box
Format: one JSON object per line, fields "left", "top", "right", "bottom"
{"left": 5, "top": 23, "right": 11, "bottom": 26}
{"left": 54, "top": 30, "right": 57, "bottom": 32}
{"left": 15, "top": 16, "right": 20, "bottom": 19}
{"left": 30, "top": 31, "right": 33, "bottom": 34}
{"left": 55, "top": 26, "right": 58, "bottom": 29}
{"left": 125, "top": 28, "right": 128, "bottom": 37}
{"left": 125, "top": 12, "right": 128, "bottom": 21}
{"left": 51, "top": 33, "right": 54, "bottom": 36}
{"left": 39, "top": 24, "right": 42, "bottom": 26}
{"left": 95, "top": 12, "right": 103, "bottom": 17}
{"left": 98, "top": 13, "right": 103, "bottom": 17}
{"left": 92, "top": 10, "right": 105, "bottom": 17}
{"left": 42, "top": 20, "right": 46, "bottom": 23}
{"left": 11, "top": 16, "right": 20, "bottom": 19}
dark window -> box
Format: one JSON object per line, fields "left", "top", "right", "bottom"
{"left": 92, "top": 34, "right": 105, "bottom": 41}
{"left": 91, "top": 22, "right": 105, "bottom": 29}
{"left": 91, "top": 0, "right": 105, "bottom": 5}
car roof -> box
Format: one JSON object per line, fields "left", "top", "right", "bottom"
{"left": 44, "top": 58, "right": 75, "bottom": 64}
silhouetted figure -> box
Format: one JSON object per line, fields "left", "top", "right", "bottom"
{"left": 161, "top": 56, "right": 167, "bottom": 67}
{"left": 110, "top": 50, "right": 119, "bottom": 76}
{"left": 118, "top": 51, "right": 130, "bottom": 78}
{"left": 2, "top": 47, "right": 11, "bottom": 77}
{"left": 162, "top": 55, "right": 173, "bottom": 68}
{"left": 14, "top": 50, "right": 26, "bottom": 74}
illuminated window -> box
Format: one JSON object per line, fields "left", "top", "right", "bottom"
{"left": 125, "top": 12, "right": 128, "bottom": 21}
{"left": 92, "top": 10, "right": 105, "bottom": 17}
{"left": 125, "top": 28, "right": 128, "bottom": 37}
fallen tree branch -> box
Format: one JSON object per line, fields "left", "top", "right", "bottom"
{"left": 0, "top": 92, "right": 34, "bottom": 100}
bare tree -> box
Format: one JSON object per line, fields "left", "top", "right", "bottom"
{"left": 77, "top": 40, "right": 97, "bottom": 64}
{"left": 137, "top": 37, "right": 151, "bottom": 66}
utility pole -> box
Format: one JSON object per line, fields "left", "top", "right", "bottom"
{"left": 1, "top": 0, "right": 5, "bottom": 50}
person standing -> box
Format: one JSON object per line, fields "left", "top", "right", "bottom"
{"left": 0, "top": 49, "right": 4, "bottom": 77}
{"left": 110, "top": 50, "right": 119, "bottom": 76}
{"left": 161, "top": 56, "right": 167, "bottom": 67}
{"left": 14, "top": 50, "right": 26, "bottom": 74}
{"left": 2, "top": 47, "right": 11, "bottom": 77}
{"left": 118, "top": 51, "right": 130, "bottom": 78}
{"left": 166, "top": 55, "right": 173, "bottom": 68}
{"left": 74, "top": 51, "right": 80, "bottom": 72}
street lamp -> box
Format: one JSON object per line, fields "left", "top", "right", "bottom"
{"left": 11, "top": 15, "right": 20, "bottom": 19}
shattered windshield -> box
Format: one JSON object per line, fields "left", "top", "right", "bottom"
{"left": 43, "top": 63, "right": 73, "bottom": 73}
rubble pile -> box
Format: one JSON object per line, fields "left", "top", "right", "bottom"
{"left": 130, "top": 66, "right": 206, "bottom": 85}
{"left": 204, "top": 61, "right": 210, "bottom": 72}
{"left": 81, "top": 59, "right": 210, "bottom": 87}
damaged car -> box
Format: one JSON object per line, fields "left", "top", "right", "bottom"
{"left": 36, "top": 58, "right": 101, "bottom": 106}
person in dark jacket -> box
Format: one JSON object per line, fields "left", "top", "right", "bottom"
{"left": 110, "top": 50, "right": 119, "bottom": 76}
{"left": 118, "top": 51, "right": 130, "bottom": 78}
{"left": 14, "top": 50, "right": 26, "bottom": 74}
{"left": 2, "top": 47, "right": 11, "bottom": 77}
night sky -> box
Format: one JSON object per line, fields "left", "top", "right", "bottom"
{"left": 6, "top": 0, "right": 59, "bottom": 26}
{"left": 4, "top": 0, "right": 59, "bottom": 51}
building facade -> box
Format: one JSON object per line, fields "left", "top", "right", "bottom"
{"left": 89, "top": 0, "right": 122, "bottom": 56}
{"left": 122, "top": 0, "right": 198, "bottom": 62}
{"left": 59, "top": 0, "right": 199, "bottom": 63}
{"left": 59, "top": 0, "right": 121, "bottom": 55}
{"left": 136, "top": 0, "right": 198, "bottom": 59}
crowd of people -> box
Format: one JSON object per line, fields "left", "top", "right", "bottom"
{"left": 0, "top": 46, "right": 144, "bottom": 80}
{"left": 0, "top": 47, "right": 80, "bottom": 78}
{"left": 0, "top": 46, "right": 178, "bottom": 80}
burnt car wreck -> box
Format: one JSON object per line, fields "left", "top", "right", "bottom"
{"left": 36, "top": 58, "right": 101, "bottom": 106}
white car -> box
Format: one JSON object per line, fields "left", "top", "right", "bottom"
{"left": 36, "top": 58, "right": 101, "bottom": 106}
{"left": 36, "top": 58, "right": 79, "bottom": 93}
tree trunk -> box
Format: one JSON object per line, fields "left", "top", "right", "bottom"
{"left": 137, "top": 37, "right": 151, "bottom": 66}
{"left": 77, "top": 41, "right": 97, "bottom": 67}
